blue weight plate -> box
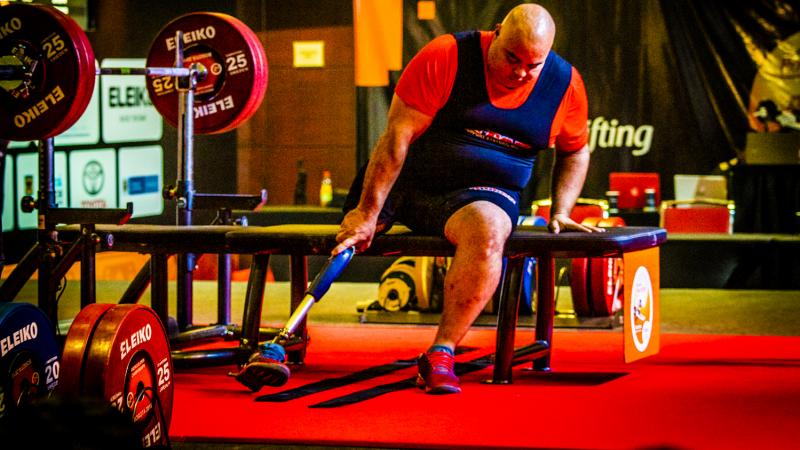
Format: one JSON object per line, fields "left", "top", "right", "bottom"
{"left": 0, "top": 302, "right": 60, "bottom": 420}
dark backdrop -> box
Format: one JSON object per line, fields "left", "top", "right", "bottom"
{"left": 358, "top": 0, "right": 799, "bottom": 210}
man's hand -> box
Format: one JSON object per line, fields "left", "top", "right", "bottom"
{"left": 333, "top": 208, "right": 379, "bottom": 255}
{"left": 548, "top": 213, "right": 605, "bottom": 234}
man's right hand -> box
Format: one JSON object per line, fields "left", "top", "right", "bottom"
{"left": 548, "top": 213, "right": 604, "bottom": 234}
{"left": 333, "top": 208, "right": 378, "bottom": 255}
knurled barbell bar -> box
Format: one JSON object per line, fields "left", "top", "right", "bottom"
{"left": 0, "top": 3, "right": 268, "bottom": 141}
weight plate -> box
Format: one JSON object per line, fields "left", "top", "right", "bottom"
{"left": 570, "top": 216, "right": 625, "bottom": 317}
{"left": 59, "top": 303, "right": 115, "bottom": 396}
{"left": 588, "top": 217, "right": 626, "bottom": 317}
{"left": 589, "top": 256, "right": 624, "bottom": 316}
{"left": 581, "top": 216, "right": 602, "bottom": 227}
{"left": 378, "top": 266, "right": 416, "bottom": 311}
{"left": 146, "top": 12, "right": 268, "bottom": 134}
{"left": 82, "top": 304, "right": 173, "bottom": 448}
{"left": 233, "top": 17, "right": 269, "bottom": 125}
{"left": 598, "top": 217, "right": 625, "bottom": 228}
{"left": 49, "top": 3, "right": 96, "bottom": 140}
{"left": 0, "top": 3, "right": 96, "bottom": 140}
{"left": 569, "top": 258, "right": 591, "bottom": 317}
{"left": 0, "top": 302, "right": 60, "bottom": 420}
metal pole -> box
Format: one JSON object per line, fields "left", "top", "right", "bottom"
{"left": 36, "top": 138, "right": 57, "bottom": 324}
{"left": 173, "top": 30, "right": 200, "bottom": 330}
{"left": 79, "top": 224, "right": 96, "bottom": 308}
{"left": 38, "top": 138, "right": 55, "bottom": 216}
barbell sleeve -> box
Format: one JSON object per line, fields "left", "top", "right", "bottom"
{"left": 0, "top": 65, "right": 28, "bottom": 80}
{"left": 95, "top": 66, "right": 203, "bottom": 78}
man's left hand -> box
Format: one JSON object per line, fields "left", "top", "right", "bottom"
{"left": 548, "top": 213, "right": 605, "bottom": 234}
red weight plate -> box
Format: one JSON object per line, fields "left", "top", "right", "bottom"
{"left": 49, "top": 4, "right": 96, "bottom": 138}
{"left": 199, "top": 12, "right": 267, "bottom": 132}
{"left": 0, "top": 3, "right": 95, "bottom": 140}
{"left": 569, "top": 257, "right": 591, "bottom": 317}
{"left": 570, "top": 216, "right": 604, "bottom": 317}
{"left": 82, "top": 305, "right": 173, "bottom": 448}
{"left": 207, "top": 15, "right": 266, "bottom": 132}
{"left": 58, "top": 303, "right": 115, "bottom": 396}
{"left": 588, "top": 217, "right": 625, "bottom": 316}
{"left": 145, "top": 12, "right": 268, "bottom": 134}
{"left": 589, "top": 256, "right": 624, "bottom": 316}
{"left": 581, "top": 216, "right": 602, "bottom": 227}
{"left": 231, "top": 16, "right": 268, "bottom": 126}
{"left": 598, "top": 217, "right": 626, "bottom": 228}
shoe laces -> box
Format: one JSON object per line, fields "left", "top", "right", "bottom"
{"left": 427, "top": 351, "right": 455, "bottom": 374}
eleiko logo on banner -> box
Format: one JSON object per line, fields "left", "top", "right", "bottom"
{"left": 588, "top": 117, "right": 654, "bottom": 156}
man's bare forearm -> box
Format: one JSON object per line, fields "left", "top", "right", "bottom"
{"left": 356, "top": 130, "right": 409, "bottom": 219}
{"left": 354, "top": 95, "right": 432, "bottom": 220}
{"left": 550, "top": 145, "right": 590, "bottom": 217}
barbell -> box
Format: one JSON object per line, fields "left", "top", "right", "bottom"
{"left": 0, "top": 3, "right": 268, "bottom": 141}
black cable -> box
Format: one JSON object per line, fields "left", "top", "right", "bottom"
{"left": 132, "top": 385, "right": 172, "bottom": 450}
{"left": 53, "top": 277, "right": 68, "bottom": 336}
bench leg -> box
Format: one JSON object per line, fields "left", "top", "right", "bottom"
{"left": 176, "top": 253, "right": 195, "bottom": 330}
{"left": 217, "top": 253, "right": 232, "bottom": 324}
{"left": 491, "top": 256, "right": 524, "bottom": 383}
{"left": 150, "top": 254, "right": 170, "bottom": 327}
{"left": 287, "top": 253, "right": 309, "bottom": 364}
{"left": 241, "top": 254, "right": 271, "bottom": 352}
{"left": 533, "top": 253, "right": 555, "bottom": 371}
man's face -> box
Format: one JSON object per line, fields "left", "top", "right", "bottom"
{"left": 487, "top": 28, "right": 550, "bottom": 90}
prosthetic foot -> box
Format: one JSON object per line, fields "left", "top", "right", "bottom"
{"left": 235, "top": 342, "right": 290, "bottom": 392}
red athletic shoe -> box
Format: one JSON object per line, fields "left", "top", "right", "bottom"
{"left": 416, "top": 350, "right": 461, "bottom": 394}
{"left": 234, "top": 343, "right": 290, "bottom": 392}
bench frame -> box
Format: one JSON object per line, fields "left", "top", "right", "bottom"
{"left": 54, "top": 224, "right": 666, "bottom": 383}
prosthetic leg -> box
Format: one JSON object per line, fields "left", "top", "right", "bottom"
{"left": 235, "top": 247, "right": 355, "bottom": 392}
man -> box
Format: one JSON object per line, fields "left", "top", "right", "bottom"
{"left": 236, "top": 3, "right": 601, "bottom": 394}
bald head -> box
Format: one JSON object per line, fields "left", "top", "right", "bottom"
{"left": 486, "top": 3, "right": 556, "bottom": 90}
{"left": 499, "top": 3, "right": 556, "bottom": 50}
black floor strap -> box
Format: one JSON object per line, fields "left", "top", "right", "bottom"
{"left": 308, "top": 354, "right": 495, "bottom": 408}
{"left": 256, "top": 346, "right": 480, "bottom": 403}
{"left": 256, "top": 359, "right": 417, "bottom": 402}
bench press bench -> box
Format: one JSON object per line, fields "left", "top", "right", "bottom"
{"left": 60, "top": 223, "right": 666, "bottom": 383}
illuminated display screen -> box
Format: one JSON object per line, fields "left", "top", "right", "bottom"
{"left": 3, "top": 0, "right": 91, "bottom": 30}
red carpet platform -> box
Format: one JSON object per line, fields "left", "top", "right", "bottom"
{"left": 170, "top": 325, "right": 800, "bottom": 449}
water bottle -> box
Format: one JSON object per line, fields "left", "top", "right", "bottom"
{"left": 319, "top": 170, "right": 333, "bottom": 207}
